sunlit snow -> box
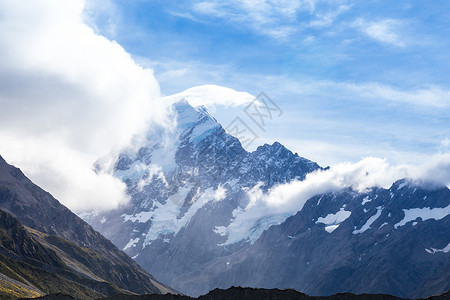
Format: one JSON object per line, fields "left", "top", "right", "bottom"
{"left": 361, "top": 196, "right": 372, "bottom": 205}
{"left": 123, "top": 238, "right": 140, "bottom": 250}
{"left": 221, "top": 213, "right": 291, "bottom": 245}
{"left": 141, "top": 186, "right": 221, "bottom": 247}
{"left": 394, "top": 204, "right": 450, "bottom": 229}
{"left": 213, "top": 226, "right": 227, "bottom": 236}
{"left": 316, "top": 208, "right": 351, "bottom": 233}
{"left": 425, "top": 242, "right": 450, "bottom": 254}
{"left": 353, "top": 206, "right": 383, "bottom": 234}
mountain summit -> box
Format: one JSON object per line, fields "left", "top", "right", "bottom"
{"left": 85, "top": 101, "right": 450, "bottom": 298}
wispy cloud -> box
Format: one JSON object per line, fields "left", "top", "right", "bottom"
{"left": 323, "top": 81, "right": 450, "bottom": 108}
{"left": 441, "top": 138, "right": 450, "bottom": 153}
{"left": 147, "top": 57, "right": 450, "bottom": 110}
{"left": 255, "top": 76, "right": 450, "bottom": 108}
{"left": 352, "top": 18, "right": 406, "bottom": 47}
{"left": 186, "top": 0, "right": 349, "bottom": 39}
{"left": 307, "top": 4, "right": 351, "bottom": 28}
{"left": 139, "top": 56, "right": 449, "bottom": 163}
{"left": 168, "top": 11, "right": 206, "bottom": 24}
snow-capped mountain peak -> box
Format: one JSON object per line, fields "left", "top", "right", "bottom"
{"left": 89, "top": 100, "right": 322, "bottom": 250}
{"left": 172, "top": 99, "right": 220, "bottom": 143}
{"left": 84, "top": 99, "right": 450, "bottom": 298}
{"left": 96, "top": 100, "right": 223, "bottom": 180}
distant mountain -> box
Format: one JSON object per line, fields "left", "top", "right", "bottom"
{"left": 180, "top": 180, "right": 450, "bottom": 298}
{"left": 0, "top": 155, "right": 175, "bottom": 298}
{"left": 85, "top": 100, "right": 450, "bottom": 298}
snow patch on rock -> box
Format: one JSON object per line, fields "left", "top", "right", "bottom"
{"left": 394, "top": 204, "right": 450, "bottom": 229}
{"left": 316, "top": 208, "right": 351, "bottom": 233}
{"left": 353, "top": 206, "right": 383, "bottom": 234}
{"left": 425, "top": 242, "right": 450, "bottom": 254}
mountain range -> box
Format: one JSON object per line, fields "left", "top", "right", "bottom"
{"left": 84, "top": 100, "right": 450, "bottom": 298}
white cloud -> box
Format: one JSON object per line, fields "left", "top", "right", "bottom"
{"left": 353, "top": 18, "right": 405, "bottom": 47}
{"left": 1, "top": 0, "right": 448, "bottom": 223}
{"left": 0, "top": 0, "right": 262, "bottom": 213}
{"left": 214, "top": 185, "right": 227, "bottom": 201}
{"left": 138, "top": 58, "right": 449, "bottom": 170}
{"left": 342, "top": 82, "right": 450, "bottom": 108}
{"left": 416, "top": 153, "right": 450, "bottom": 187}
{"left": 267, "top": 153, "right": 450, "bottom": 211}
{"left": 146, "top": 58, "right": 450, "bottom": 110}
{"left": 264, "top": 78, "right": 450, "bottom": 108}
{"left": 134, "top": 58, "right": 245, "bottom": 97}
{"left": 1, "top": 135, "right": 129, "bottom": 212}
{"left": 168, "top": 11, "right": 206, "bottom": 24}
{"left": 0, "top": 0, "right": 168, "bottom": 212}
{"left": 281, "top": 138, "right": 432, "bottom": 168}
{"left": 188, "top": 0, "right": 348, "bottom": 39}
{"left": 224, "top": 154, "right": 450, "bottom": 243}
{"left": 307, "top": 4, "right": 350, "bottom": 28}
{"left": 83, "top": 0, "right": 118, "bottom": 38}
{"left": 162, "top": 85, "right": 255, "bottom": 113}
{"left": 260, "top": 157, "right": 407, "bottom": 212}
{"left": 440, "top": 138, "right": 450, "bottom": 153}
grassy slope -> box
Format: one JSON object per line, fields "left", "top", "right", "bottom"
{"left": 0, "top": 209, "right": 132, "bottom": 299}
{"left": 0, "top": 156, "right": 174, "bottom": 295}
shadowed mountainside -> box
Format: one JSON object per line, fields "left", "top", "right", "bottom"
{"left": 0, "top": 155, "right": 175, "bottom": 298}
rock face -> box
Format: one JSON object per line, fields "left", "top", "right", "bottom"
{"left": 184, "top": 181, "right": 450, "bottom": 298}
{"left": 0, "top": 155, "right": 175, "bottom": 298}
{"left": 85, "top": 100, "right": 450, "bottom": 298}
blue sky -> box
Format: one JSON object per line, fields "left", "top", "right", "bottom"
{"left": 1, "top": 5, "right": 449, "bottom": 269}
{"left": 1, "top": 0, "right": 449, "bottom": 211}
{"left": 86, "top": 1, "right": 450, "bottom": 165}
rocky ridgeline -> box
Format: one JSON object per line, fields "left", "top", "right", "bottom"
{"left": 85, "top": 101, "right": 450, "bottom": 298}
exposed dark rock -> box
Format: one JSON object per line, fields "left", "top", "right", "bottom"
{"left": 84, "top": 102, "right": 450, "bottom": 298}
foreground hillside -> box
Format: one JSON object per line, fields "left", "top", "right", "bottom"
{"left": 0, "top": 209, "right": 121, "bottom": 299}
{"left": 0, "top": 156, "right": 175, "bottom": 298}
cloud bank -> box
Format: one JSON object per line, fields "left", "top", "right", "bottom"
{"left": 225, "top": 154, "right": 450, "bottom": 244}
{"left": 0, "top": 0, "right": 166, "bottom": 212}
{"left": 0, "top": 1, "right": 258, "bottom": 212}
{"left": 1, "top": 0, "right": 449, "bottom": 220}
